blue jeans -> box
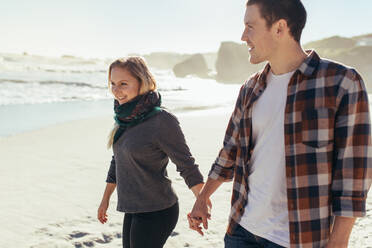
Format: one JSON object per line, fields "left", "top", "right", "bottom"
{"left": 224, "top": 224, "right": 286, "bottom": 248}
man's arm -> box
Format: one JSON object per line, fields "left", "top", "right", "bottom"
{"left": 331, "top": 70, "right": 372, "bottom": 244}
{"left": 188, "top": 84, "right": 247, "bottom": 235}
{"left": 326, "top": 216, "right": 356, "bottom": 248}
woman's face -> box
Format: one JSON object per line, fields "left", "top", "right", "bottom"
{"left": 110, "top": 67, "right": 140, "bottom": 105}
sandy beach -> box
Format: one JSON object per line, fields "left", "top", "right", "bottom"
{"left": 1, "top": 109, "right": 371, "bottom": 248}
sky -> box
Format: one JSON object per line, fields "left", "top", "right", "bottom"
{"left": 1, "top": 0, "right": 371, "bottom": 58}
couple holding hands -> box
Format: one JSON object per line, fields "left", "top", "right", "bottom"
{"left": 97, "top": 0, "right": 372, "bottom": 247}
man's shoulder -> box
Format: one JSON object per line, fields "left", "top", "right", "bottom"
{"left": 317, "top": 56, "right": 361, "bottom": 82}
{"left": 310, "top": 54, "right": 367, "bottom": 95}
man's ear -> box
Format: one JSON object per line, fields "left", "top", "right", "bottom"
{"left": 273, "top": 19, "right": 288, "bottom": 38}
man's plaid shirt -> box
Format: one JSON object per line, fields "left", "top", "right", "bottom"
{"left": 208, "top": 51, "right": 372, "bottom": 247}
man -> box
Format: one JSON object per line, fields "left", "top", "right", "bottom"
{"left": 188, "top": 0, "right": 372, "bottom": 247}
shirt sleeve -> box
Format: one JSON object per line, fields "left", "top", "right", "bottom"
{"left": 332, "top": 69, "right": 372, "bottom": 217}
{"left": 155, "top": 112, "right": 204, "bottom": 189}
{"left": 208, "top": 84, "right": 245, "bottom": 182}
{"left": 106, "top": 155, "right": 117, "bottom": 184}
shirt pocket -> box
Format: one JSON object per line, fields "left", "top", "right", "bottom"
{"left": 301, "top": 107, "right": 335, "bottom": 148}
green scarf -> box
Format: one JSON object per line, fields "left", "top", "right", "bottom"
{"left": 113, "top": 91, "right": 162, "bottom": 144}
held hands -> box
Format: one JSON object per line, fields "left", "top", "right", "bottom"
{"left": 187, "top": 196, "right": 212, "bottom": 235}
{"left": 97, "top": 200, "right": 109, "bottom": 224}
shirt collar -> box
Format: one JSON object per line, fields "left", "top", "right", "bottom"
{"left": 297, "top": 50, "right": 320, "bottom": 77}
{"left": 257, "top": 50, "right": 320, "bottom": 86}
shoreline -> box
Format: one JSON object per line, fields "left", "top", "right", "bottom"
{"left": 0, "top": 99, "right": 113, "bottom": 137}
{"left": 0, "top": 99, "right": 235, "bottom": 138}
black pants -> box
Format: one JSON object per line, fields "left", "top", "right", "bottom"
{"left": 123, "top": 202, "right": 179, "bottom": 248}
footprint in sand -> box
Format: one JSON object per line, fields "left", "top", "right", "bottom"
{"left": 72, "top": 232, "right": 122, "bottom": 247}
{"left": 69, "top": 231, "right": 90, "bottom": 239}
{"left": 33, "top": 216, "right": 123, "bottom": 247}
{"left": 94, "top": 233, "right": 113, "bottom": 244}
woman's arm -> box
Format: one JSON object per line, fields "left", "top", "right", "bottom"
{"left": 101, "top": 182, "right": 117, "bottom": 203}
{"left": 98, "top": 156, "right": 117, "bottom": 224}
{"left": 97, "top": 183, "right": 116, "bottom": 224}
{"left": 155, "top": 111, "right": 204, "bottom": 189}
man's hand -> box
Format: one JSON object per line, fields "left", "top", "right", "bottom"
{"left": 188, "top": 196, "right": 211, "bottom": 235}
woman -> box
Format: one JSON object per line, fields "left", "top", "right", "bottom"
{"left": 97, "top": 57, "right": 205, "bottom": 248}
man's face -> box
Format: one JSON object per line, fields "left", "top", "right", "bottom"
{"left": 241, "top": 4, "right": 277, "bottom": 64}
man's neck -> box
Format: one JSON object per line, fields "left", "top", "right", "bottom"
{"left": 268, "top": 41, "right": 308, "bottom": 75}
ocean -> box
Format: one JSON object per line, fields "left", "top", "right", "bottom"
{"left": 0, "top": 53, "right": 240, "bottom": 136}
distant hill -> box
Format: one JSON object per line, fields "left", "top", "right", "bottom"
{"left": 172, "top": 54, "right": 210, "bottom": 78}
{"left": 303, "top": 36, "right": 357, "bottom": 54}
{"left": 304, "top": 34, "right": 372, "bottom": 92}
{"left": 136, "top": 33, "right": 372, "bottom": 92}
{"left": 215, "top": 42, "right": 264, "bottom": 83}
{"left": 135, "top": 52, "right": 217, "bottom": 71}
{"left": 127, "top": 52, "right": 190, "bottom": 70}
{"left": 212, "top": 33, "right": 372, "bottom": 90}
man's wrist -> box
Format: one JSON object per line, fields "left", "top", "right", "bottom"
{"left": 327, "top": 240, "right": 348, "bottom": 248}
{"left": 328, "top": 234, "right": 349, "bottom": 246}
{"left": 197, "top": 191, "right": 209, "bottom": 201}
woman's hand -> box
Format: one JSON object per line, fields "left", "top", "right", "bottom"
{"left": 97, "top": 200, "right": 109, "bottom": 224}
{"left": 187, "top": 195, "right": 212, "bottom": 236}
{"left": 98, "top": 183, "right": 116, "bottom": 224}
{"left": 187, "top": 212, "right": 204, "bottom": 235}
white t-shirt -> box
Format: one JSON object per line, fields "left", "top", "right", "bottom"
{"left": 239, "top": 69, "right": 295, "bottom": 248}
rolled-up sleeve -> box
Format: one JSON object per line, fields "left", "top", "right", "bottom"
{"left": 208, "top": 85, "right": 244, "bottom": 182}
{"left": 106, "top": 155, "right": 117, "bottom": 184}
{"left": 332, "top": 69, "right": 372, "bottom": 217}
{"left": 156, "top": 112, "right": 204, "bottom": 188}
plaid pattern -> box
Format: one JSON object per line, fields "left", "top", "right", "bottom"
{"left": 209, "top": 51, "right": 372, "bottom": 247}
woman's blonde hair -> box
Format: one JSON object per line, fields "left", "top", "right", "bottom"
{"left": 107, "top": 56, "right": 157, "bottom": 148}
